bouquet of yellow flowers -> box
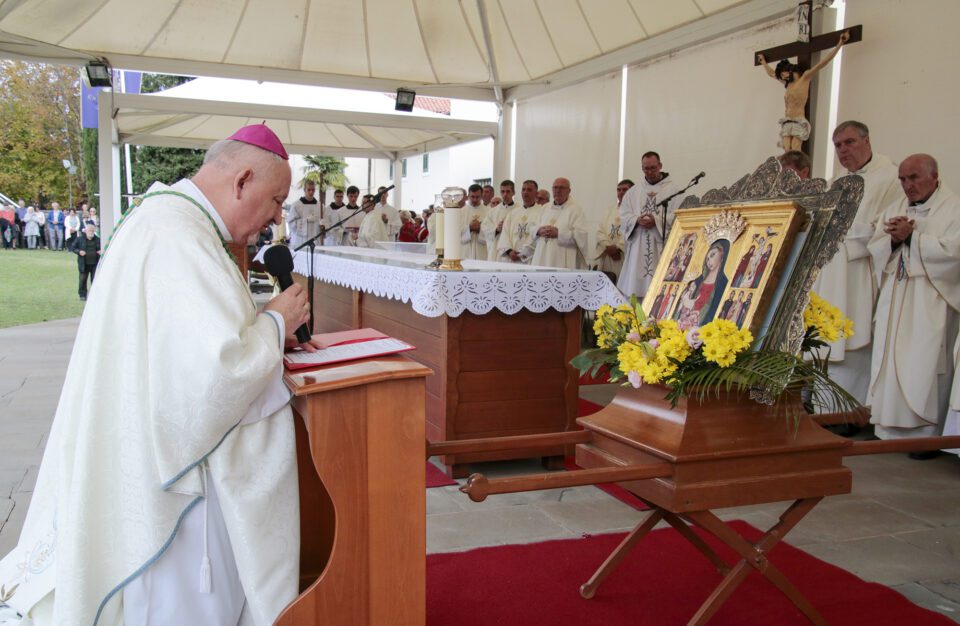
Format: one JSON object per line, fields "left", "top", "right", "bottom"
{"left": 801, "top": 291, "right": 855, "bottom": 375}
{"left": 576, "top": 296, "right": 858, "bottom": 411}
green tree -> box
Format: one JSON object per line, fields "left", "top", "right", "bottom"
{"left": 301, "top": 155, "right": 348, "bottom": 206}
{"left": 0, "top": 60, "right": 83, "bottom": 206}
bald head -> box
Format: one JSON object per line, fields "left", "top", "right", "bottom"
{"left": 898, "top": 153, "right": 939, "bottom": 205}
{"left": 193, "top": 139, "right": 292, "bottom": 243}
{"left": 552, "top": 177, "right": 571, "bottom": 205}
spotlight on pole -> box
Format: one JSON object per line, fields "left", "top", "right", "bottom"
{"left": 82, "top": 60, "right": 113, "bottom": 88}
{"left": 395, "top": 88, "right": 416, "bottom": 113}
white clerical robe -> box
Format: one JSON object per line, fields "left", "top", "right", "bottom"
{"left": 325, "top": 204, "right": 362, "bottom": 246}
{"left": 287, "top": 197, "right": 321, "bottom": 248}
{"left": 497, "top": 205, "right": 541, "bottom": 264}
{"left": 594, "top": 203, "right": 624, "bottom": 278}
{"left": 480, "top": 202, "right": 515, "bottom": 262}
{"left": 814, "top": 154, "right": 901, "bottom": 404}
{"left": 381, "top": 202, "right": 400, "bottom": 240}
{"left": 459, "top": 202, "right": 489, "bottom": 261}
{"left": 618, "top": 175, "right": 682, "bottom": 298}
{"left": 0, "top": 181, "right": 299, "bottom": 625}
{"left": 867, "top": 184, "right": 960, "bottom": 438}
{"left": 357, "top": 207, "right": 389, "bottom": 248}
{"left": 530, "top": 199, "right": 588, "bottom": 270}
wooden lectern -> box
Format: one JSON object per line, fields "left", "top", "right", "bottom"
{"left": 274, "top": 355, "right": 432, "bottom": 626}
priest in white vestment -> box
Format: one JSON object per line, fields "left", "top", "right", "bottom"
{"left": 357, "top": 194, "right": 389, "bottom": 248}
{"left": 480, "top": 180, "right": 515, "bottom": 262}
{"left": 593, "top": 179, "right": 633, "bottom": 280}
{"left": 498, "top": 180, "right": 542, "bottom": 264}
{"left": 378, "top": 188, "right": 400, "bottom": 241}
{"left": 866, "top": 154, "right": 960, "bottom": 445}
{"left": 0, "top": 125, "right": 312, "bottom": 625}
{"left": 326, "top": 185, "right": 363, "bottom": 246}
{"left": 814, "top": 121, "right": 902, "bottom": 404}
{"left": 530, "top": 178, "right": 588, "bottom": 270}
{"left": 460, "top": 184, "right": 489, "bottom": 261}
{"left": 618, "top": 152, "right": 683, "bottom": 298}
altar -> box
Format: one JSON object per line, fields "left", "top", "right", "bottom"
{"left": 293, "top": 246, "right": 624, "bottom": 477}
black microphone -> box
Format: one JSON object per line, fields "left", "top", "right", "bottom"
{"left": 371, "top": 184, "right": 395, "bottom": 204}
{"left": 262, "top": 245, "right": 311, "bottom": 344}
{"left": 693, "top": 171, "right": 706, "bottom": 183}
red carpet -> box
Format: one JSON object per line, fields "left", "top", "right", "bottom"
{"left": 578, "top": 397, "right": 604, "bottom": 416}
{"left": 427, "top": 520, "right": 952, "bottom": 625}
{"left": 426, "top": 461, "right": 458, "bottom": 488}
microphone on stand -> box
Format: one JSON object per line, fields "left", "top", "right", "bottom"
{"left": 692, "top": 171, "right": 706, "bottom": 183}
{"left": 263, "top": 245, "right": 312, "bottom": 344}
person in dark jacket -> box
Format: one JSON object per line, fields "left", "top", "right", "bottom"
{"left": 72, "top": 223, "right": 101, "bottom": 300}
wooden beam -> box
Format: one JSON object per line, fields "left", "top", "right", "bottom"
{"left": 755, "top": 24, "right": 862, "bottom": 65}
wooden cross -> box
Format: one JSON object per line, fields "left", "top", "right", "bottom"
{"left": 753, "top": 1, "right": 862, "bottom": 153}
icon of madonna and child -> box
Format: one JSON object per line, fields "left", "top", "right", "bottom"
{"left": 670, "top": 239, "right": 731, "bottom": 330}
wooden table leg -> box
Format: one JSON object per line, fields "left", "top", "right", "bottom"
{"left": 684, "top": 498, "right": 825, "bottom": 626}
{"left": 580, "top": 508, "right": 665, "bottom": 599}
{"left": 660, "top": 511, "right": 731, "bottom": 576}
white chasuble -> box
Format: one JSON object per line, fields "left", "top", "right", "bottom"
{"left": 0, "top": 182, "right": 299, "bottom": 625}
{"left": 867, "top": 184, "right": 960, "bottom": 435}
{"left": 594, "top": 203, "right": 624, "bottom": 278}
{"left": 498, "top": 205, "right": 541, "bottom": 264}
{"left": 617, "top": 175, "right": 682, "bottom": 298}
{"left": 530, "top": 200, "right": 588, "bottom": 270}
{"left": 357, "top": 207, "right": 389, "bottom": 248}
{"left": 814, "top": 154, "right": 901, "bottom": 403}
{"left": 480, "top": 203, "right": 514, "bottom": 262}
{"left": 459, "top": 203, "right": 489, "bottom": 261}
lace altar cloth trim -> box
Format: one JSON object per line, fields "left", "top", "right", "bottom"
{"left": 292, "top": 246, "right": 626, "bottom": 318}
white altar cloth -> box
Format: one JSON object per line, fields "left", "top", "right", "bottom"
{"left": 292, "top": 246, "right": 626, "bottom": 318}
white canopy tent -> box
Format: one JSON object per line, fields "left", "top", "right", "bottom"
{"left": 0, "top": 0, "right": 795, "bottom": 103}
{"left": 0, "top": 0, "right": 800, "bottom": 237}
{"left": 96, "top": 80, "right": 497, "bottom": 239}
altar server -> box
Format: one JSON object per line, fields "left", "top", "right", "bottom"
{"left": 0, "top": 124, "right": 311, "bottom": 625}
{"left": 594, "top": 179, "right": 632, "bottom": 280}
{"left": 815, "top": 121, "right": 902, "bottom": 405}
{"left": 481, "top": 180, "right": 516, "bottom": 261}
{"left": 618, "top": 152, "right": 683, "bottom": 298}
{"left": 499, "top": 180, "right": 541, "bottom": 264}
{"left": 287, "top": 179, "right": 321, "bottom": 248}
{"left": 531, "top": 177, "right": 588, "bottom": 270}
{"left": 460, "top": 184, "right": 489, "bottom": 261}
{"left": 867, "top": 154, "right": 960, "bottom": 449}
{"left": 378, "top": 187, "right": 401, "bottom": 240}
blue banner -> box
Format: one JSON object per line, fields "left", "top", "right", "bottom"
{"left": 81, "top": 70, "right": 142, "bottom": 129}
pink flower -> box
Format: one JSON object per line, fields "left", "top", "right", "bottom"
{"left": 627, "top": 370, "right": 642, "bottom": 388}
{"left": 627, "top": 332, "right": 641, "bottom": 342}
{"left": 648, "top": 339, "right": 659, "bottom": 349}
{"left": 686, "top": 328, "right": 703, "bottom": 349}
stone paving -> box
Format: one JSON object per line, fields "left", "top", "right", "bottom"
{"left": 2, "top": 319, "right": 959, "bottom": 622}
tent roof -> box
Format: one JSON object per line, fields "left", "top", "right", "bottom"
{"left": 0, "top": 0, "right": 795, "bottom": 102}
{"left": 110, "top": 78, "right": 498, "bottom": 157}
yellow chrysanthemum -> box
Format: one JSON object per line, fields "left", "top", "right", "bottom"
{"left": 804, "top": 292, "right": 854, "bottom": 342}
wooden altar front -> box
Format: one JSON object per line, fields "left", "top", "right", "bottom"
{"left": 275, "top": 355, "right": 431, "bottom": 626}
{"left": 295, "top": 265, "right": 581, "bottom": 478}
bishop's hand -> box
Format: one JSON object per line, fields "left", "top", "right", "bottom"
{"left": 265, "top": 283, "right": 309, "bottom": 340}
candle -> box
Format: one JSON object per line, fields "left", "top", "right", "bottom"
{"left": 444, "top": 207, "right": 462, "bottom": 262}
{"left": 436, "top": 211, "right": 445, "bottom": 251}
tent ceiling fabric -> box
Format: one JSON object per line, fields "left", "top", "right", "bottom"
{"left": 110, "top": 91, "right": 497, "bottom": 159}
{"left": 0, "top": 0, "right": 780, "bottom": 101}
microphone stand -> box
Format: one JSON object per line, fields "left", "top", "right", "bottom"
{"left": 655, "top": 174, "right": 705, "bottom": 243}
{"left": 291, "top": 192, "right": 384, "bottom": 332}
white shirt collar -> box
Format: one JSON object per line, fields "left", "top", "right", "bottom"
{"left": 172, "top": 179, "right": 233, "bottom": 242}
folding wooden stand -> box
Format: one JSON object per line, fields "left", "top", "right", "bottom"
{"left": 437, "top": 384, "right": 960, "bottom": 625}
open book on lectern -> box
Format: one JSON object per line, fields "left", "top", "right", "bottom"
{"left": 283, "top": 328, "right": 415, "bottom": 370}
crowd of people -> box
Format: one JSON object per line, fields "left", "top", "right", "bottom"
{"left": 0, "top": 198, "right": 99, "bottom": 252}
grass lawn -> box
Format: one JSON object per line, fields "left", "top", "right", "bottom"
{"left": 0, "top": 248, "right": 85, "bottom": 328}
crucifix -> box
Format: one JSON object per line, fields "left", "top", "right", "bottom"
{"left": 754, "top": 1, "right": 862, "bottom": 152}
